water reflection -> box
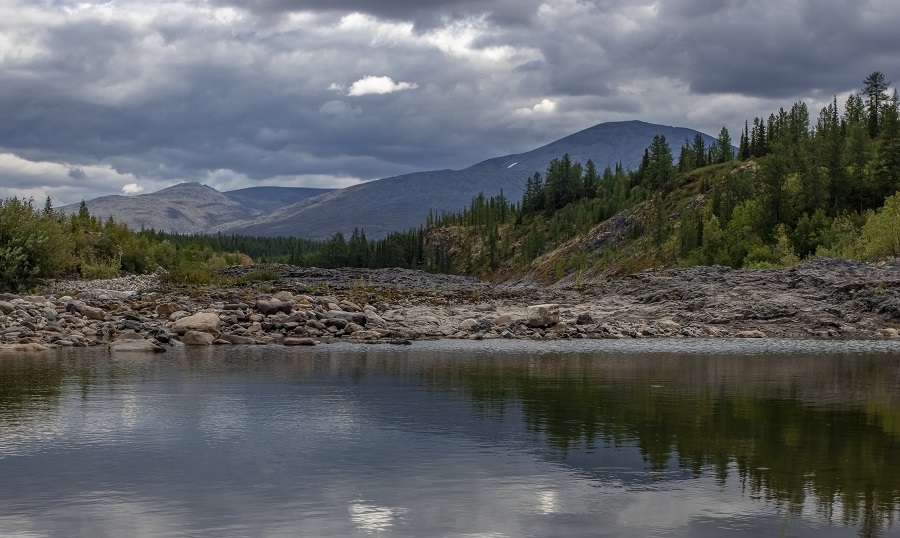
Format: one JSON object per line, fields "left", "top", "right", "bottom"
{"left": 0, "top": 340, "right": 899, "bottom": 536}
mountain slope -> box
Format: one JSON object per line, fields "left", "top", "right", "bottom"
{"left": 60, "top": 183, "right": 330, "bottom": 234}
{"left": 219, "top": 121, "right": 717, "bottom": 239}
{"left": 222, "top": 186, "right": 332, "bottom": 214}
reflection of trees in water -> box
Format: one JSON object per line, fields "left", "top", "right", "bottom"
{"left": 433, "top": 352, "right": 900, "bottom": 537}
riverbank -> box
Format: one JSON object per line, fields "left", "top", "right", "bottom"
{"left": 1, "top": 257, "right": 899, "bottom": 352}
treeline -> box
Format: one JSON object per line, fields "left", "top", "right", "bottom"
{"left": 0, "top": 199, "right": 244, "bottom": 292}
{"left": 135, "top": 69, "right": 900, "bottom": 281}
{"left": 3, "top": 71, "right": 897, "bottom": 290}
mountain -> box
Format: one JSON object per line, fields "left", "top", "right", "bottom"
{"left": 217, "top": 121, "right": 717, "bottom": 239}
{"left": 59, "top": 183, "right": 330, "bottom": 234}
{"left": 62, "top": 121, "right": 716, "bottom": 238}
{"left": 222, "top": 186, "right": 332, "bottom": 214}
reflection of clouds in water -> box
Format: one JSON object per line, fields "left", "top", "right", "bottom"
{"left": 198, "top": 396, "right": 248, "bottom": 440}
{"left": 272, "top": 396, "right": 361, "bottom": 438}
{"left": 616, "top": 486, "right": 769, "bottom": 531}
{"left": 0, "top": 409, "right": 63, "bottom": 456}
{"left": 0, "top": 493, "right": 191, "bottom": 537}
{"left": 537, "top": 489, "right": 558, "bottom": 514}
{"left": 348, "top": 500, "right": 407, "bottom": 533}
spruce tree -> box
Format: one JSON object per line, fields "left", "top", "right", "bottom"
{"left": 863, "top": 71, "right": 890, "bottom": 137}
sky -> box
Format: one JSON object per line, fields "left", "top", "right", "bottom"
{"left": 1, "top": 0, "right": 898, "bottom": 205}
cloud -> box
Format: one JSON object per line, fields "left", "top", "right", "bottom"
{"left": 345, "top": 75, "right": 419, "bottom": 96}
{"left": 121, "top": 183, "right": 144, "bottom": 195}
{"left": 0, "top": 0, "right": 897, "bottom": 204}
{"left": 516, "top": 98, "right": 556, "bottom": 115}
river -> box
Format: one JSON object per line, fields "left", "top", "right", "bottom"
{"left": 2, "top": 339, "right": 900, "bottom": 537}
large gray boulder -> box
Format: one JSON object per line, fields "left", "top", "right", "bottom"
{"left": 527, "top": 304, "right": 560, "bottom": 327}
{"left": 256, "top": 299, "right": 293, "bottom": 316}
{"left": 171, "top": 312, "right": 221, "bottom": 337}
{"left": 182, "top": 330, "right": 215, "bottom": 345}
{"left": 109, "top": 335, "right": 166, "bottom": 353}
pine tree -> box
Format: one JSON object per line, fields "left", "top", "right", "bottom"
{"left": 862, "top": 71, "right": 890, "bottom": 138}
{"left": 713, "top": 126, "right": 733, "bottom": 163}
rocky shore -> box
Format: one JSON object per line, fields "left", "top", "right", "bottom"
{"left": 1, "top": 258, "right": 899, "bottom": 353}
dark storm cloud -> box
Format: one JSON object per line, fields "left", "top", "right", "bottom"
{"left": 0, "top": 0, "right": 897, "bottom": 204}
{"left": 651, "top": 0, "right": 900, "bottom": 97}
{"left": 213, "top": 0, "right": 544, "bottom": 28}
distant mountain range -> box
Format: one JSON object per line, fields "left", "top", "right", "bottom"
{"left": 63, "top": 120, "right": 717, "bottom": 239}
{"left": 60, "top": 185, "right": 332, "bottom": 235}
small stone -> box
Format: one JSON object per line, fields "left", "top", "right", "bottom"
{"left": 736, "top": 330, "right": 766, "bottom": 338}
{"left": 156, "top": 303, "right": 180, "bottom": 316}
{"left": 492, "top": 314, "right": 514, "bottom": 326}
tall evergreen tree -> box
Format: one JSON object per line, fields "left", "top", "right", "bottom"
{"left": 862, "top": 71, "right": 890, "bottom": 137}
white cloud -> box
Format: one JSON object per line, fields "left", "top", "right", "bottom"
{"left": 347, "top": 75, "right": 419, "bottom": 96}
{"left": 121, "top": 183, "right": 145, "bottom": 195}
{"left": 516, "top": 98, "right": 557, "bottom": 115}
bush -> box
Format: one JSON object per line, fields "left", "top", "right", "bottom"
{"left": 0, "top": 198, "right": 75, "bottom": 291}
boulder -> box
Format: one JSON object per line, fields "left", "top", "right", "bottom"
{"left": 575, "top": 313, "right": 594, "bottom": 325}
{"left": 349, "top": 330, "right": 382, "bottom": 340}
{"left": 458, "top": 318, "right": 480, "bottom": 331}
{"left": 340, "top": 300, "right": 362, "bottom": 312}
{"left": 71, "top": 301, "right": 106, "bottom": 321}
{"left": 283, "top": 337, "right": 316, "bottom": 346}
{"left": 218, "top": 334, "right": 258, "bottom": 345}
{"left": 155, "top": 303, "right": 181, "bottom": 316}
{"left": 0, "top": 301, "right": 14, "bottom": 315}
{"left": 109, "top": 337, "right": 166, "bottom": 353}
{"left": 182, "top": 331, "right": 215, "bottom": 345}
{"left": 325, "top": 310, "right": 366, "bottom": 324}
{"left": 364, "top": 311, "right": 388, "bottom": 328}
{"left": 0, "top": 342, "right": 48, "bottom": 352}
{"left": 272, "top": 291, "right": 295, "bottom": 302}
{"left": 171, "top": 312, "right": 221, "bottom": 337}
{"left": 256, "top": 299, "right": 293, "bottom": 316}
{"left": 343, "top": 322, "right": 365, "bottom": 334}
{"left": 527, "top": 304, "right": 559, "bottom": 327}
{"left": 491, "top": 314, "right": 514, "bottom": 326}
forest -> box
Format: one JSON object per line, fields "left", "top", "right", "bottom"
{"left": 0, "top": 71, "right": 897, "bottom": 291}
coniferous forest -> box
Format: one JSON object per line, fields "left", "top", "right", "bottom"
{"left": 1, "top": 71, "right": 898, "bottom": 291}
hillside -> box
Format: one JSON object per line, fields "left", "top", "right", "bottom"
{"left": 59, "top": 183, "right": 330, "bottom": 234}
{"left": 216, "top": 121, "right": 718, "bottom": 239}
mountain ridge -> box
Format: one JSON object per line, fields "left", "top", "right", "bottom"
{"left": 62, "top": 120, "right": 717, "bottom": 238}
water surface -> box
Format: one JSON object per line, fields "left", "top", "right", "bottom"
{"left": 2, "top": 339, "right": 900, "bottom": 537}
